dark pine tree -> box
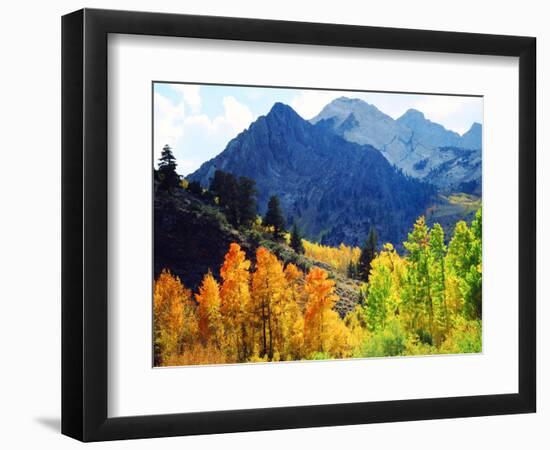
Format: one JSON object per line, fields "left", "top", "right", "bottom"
{"left": 263, "top": 195, "right": 286, "bottom": 239}
{"left": 290, "top": 223, "right": 305, "bottom": 254}
{"left": 209, "top": 170, "right": 226, "bottom": 201}
{"left": 359, "top": 226, "right": 378, "bottom": 282}
{"left": 223, "top": 176, "right": 240, "bottom": 227}
{"left": 210, "top": 170, "right": 240, "bottom": 226}
{"left": 209, "top": 170, "right": 258, "bottom": 228}
{"left": 157, "top": 145, "right": 180, "bottom": 191}
{"left": 187, "top": 180, "right": 203, "bottom": 197}
{"left": 237, "top": 176, "right": 257, "bottom": 228}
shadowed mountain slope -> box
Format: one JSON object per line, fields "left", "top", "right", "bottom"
{"left": 189, "top": 102, "right": 436, "bottom": 247}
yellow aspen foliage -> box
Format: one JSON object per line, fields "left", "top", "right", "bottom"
{"left": 153, "top": 207, "right": 482, "bottom": 366}
{"left": 303, "top": 267, "right": 349, "bottom": 356}
{"left": 284, "top": 262, "right": 303, "bottom": 284}
{"left": 344, "top": 307, "right": 368, "bottom": 356}
{"left": 219, "top": 243, "right": 251, "bottom": 361}
{"left": 444, "top": 271, "right": 464, "bottom": 319}
{"left": 365, "top": 244, "right": 406, "bottom": 331}
{"left": 251, "top": 247, "right": 287, "bottom": 360}
{"left": 375, "top": 244, "right": 406, "bottom": 301}
{"left": 164, "top": 343, "right": 227, "bottom": 366}
{"left": 322, "top": 311, "right": 352, "bottom": 358}
{"left": 284, "top": 263, "right": 306, "bottom": 310}
{"left": 153, "top": 269, "right": 198, "bottom": 364}
{"left": 304, "top": 267, "right": 338, "bottom": 313}
{"left": 279, "top": 282, "right": 305, "bottom": 359}
{"left": 282, "top": 263, "right": 306, "bottom": 359}
{"left": 287, "top": 314, "right": 306, "bottom": 360}
{"left": 195, "top": 272, "right": 223, "bottom": 347}
{"left": 303, "top": 240, "right": 361, "bottom": 274}
{"left": 439, "top": 318, "right": 482, "bottom": 354}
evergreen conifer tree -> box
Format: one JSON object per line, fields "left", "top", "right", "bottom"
{"left": 158, "top": 145, "right": 180, "bottom": 191}
{"left": 358, "top": 226, "right": 378, "bottom": 281}
{"left": 263, "top": 195, "right": 285, "bottom": 239}
{"left": 237, "top": 176, "right": 257, "bottom": 228}
{"left": 290, "top": 223, "right": 305, "bottom": 254}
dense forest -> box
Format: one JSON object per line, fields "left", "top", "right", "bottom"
{"left": 153, "top": 146, "right": 482, "bottom": 366}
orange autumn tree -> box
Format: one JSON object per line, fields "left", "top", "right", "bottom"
{"left": 195, "top": 272, "right": 223, "bottom": 348}
{"left": 282, "top": 263, "right": 306, "bottom": 360}
{"left": 219, "top": 243, "right": 251, "bottom": 362}
{"left": 251, "top": 247, "right": 288, "bottom": 360}
{"left": 153, "top": 269, "right": 198, "bottom": 364}
{"left": 284, "top": 263, "right": 306, "bottom": 311}
{"left": 303, "top": 267, "right": 350, "bottom": 358}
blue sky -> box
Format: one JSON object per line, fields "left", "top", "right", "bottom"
{"left": 154, "top": 82, "right": 483, "bottom": 176}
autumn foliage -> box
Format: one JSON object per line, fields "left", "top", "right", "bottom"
{"left": 154, "top": 209, "right": 482, "bottom": 366}
{"left": 153, "top": 269, "right": 198, "bottom": 365}
{"left": 154, "top": 244, "right": 354, "bottom": 365}
{"left": 303, "top": 241, "right": 360, "bottom": 274}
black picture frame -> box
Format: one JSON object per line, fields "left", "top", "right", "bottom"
{"left": 62, "top": 8, "right": 536, "bottom": 442}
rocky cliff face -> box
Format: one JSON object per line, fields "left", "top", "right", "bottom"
{"left": 188, "top": 102, "right": 435, "bottom": 247}
{"left": 460, "top": 122, "right": 482, "bottom": 150}
{"left": 396, "top": 108, "right": 462, "bottom": 148}
{"left": 311, "top": 97, "right": 482, "bottom": 193}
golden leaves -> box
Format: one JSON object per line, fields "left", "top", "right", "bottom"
{"left": 153, "top": 244, "right": 354, "bottom": 365}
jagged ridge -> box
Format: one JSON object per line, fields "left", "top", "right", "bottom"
{"left": 188, "top": 102, "right": 436, "bottom": 247}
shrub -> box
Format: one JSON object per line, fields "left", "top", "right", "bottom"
{"left": 360, "top": 319, "right": 407, "bottom": 357}
{"left": 163, "top": 344, "right": 227, "bottom": 366}
{"left": 440, "top": 320, "right": 482, "bottom": 354}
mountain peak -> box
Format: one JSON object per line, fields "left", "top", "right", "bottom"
{"left": 312, "top": 97, "right": 390, "bottom": 126}
{"left": 460, "top": 122, "right": 482, "bottom": 149}
{"left": 310, "top": 97, "right": 481, "bottom": 186}
{"left": 328, "top": 96, "right": 384, "bottom": 113}
{"left": 400, "top": 108, "right": 426, "bottom": 121}
{"left": 268, "top": 102, "right": 300, "bottom": 119}
{"left": 332, "top": 96, "right": 363, "bottom": 104}
{"left": 187, "top": 100, "right": 436, "bottom": 249}
{"left": 467, "top": 122, "right": 482, "bottom": 132}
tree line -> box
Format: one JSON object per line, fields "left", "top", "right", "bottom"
{"left": 154, "top": 209, "right": 482, "bottom": 366}
{"left": 156, "top": 145, "right": 380, "bottom": 270}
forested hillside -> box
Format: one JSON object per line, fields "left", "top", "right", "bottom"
{"left": 154, "top": 148, "right": 482, "bottom": 366}
{"left": 154, "top": 175, "right": 362, "bottom": 317}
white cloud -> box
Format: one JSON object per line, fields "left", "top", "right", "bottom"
{"left": 153, "top": 92, "right": 185, "bottom": 161}
{"left": 171, "top": 84, "right": 202, "bottom": 114}
{"left": 181, "top": 96, "right": 254, "bottom": 138}
{"left": 218, "top": 96, "right": 255, "bottom": 134}
{"left": 154, "top": 93, "right": 255, "bottom": 175}
{"left": 408, "top": 96, "right": 482, "bottom": 134}
{"left": 290, "top": 90, "right": 342, "bottom": 120}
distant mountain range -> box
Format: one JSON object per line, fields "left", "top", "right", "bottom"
{"left": 311, "top": 97, "right": 481, "bottom": 194}
{"left": 188, "top": 102, "right": 435, "bottom": 247}
{"left": 188, "top": 97, "right": 481, "bottom": 247}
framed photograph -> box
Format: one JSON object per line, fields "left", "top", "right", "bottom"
{"left": 62, "top": 8, "right": 536, "bottom": 441}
